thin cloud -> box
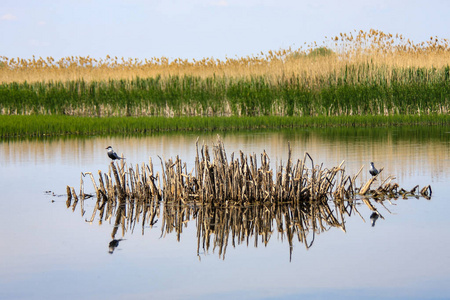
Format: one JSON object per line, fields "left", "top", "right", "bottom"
{"left": 1, "top": 13, "right": 17, "bottom": 21}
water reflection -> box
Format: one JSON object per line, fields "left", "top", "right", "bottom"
{"left": 108, "top": 239, "right": 124, "bottom": 254}
{"left": 370, "top": 212, "right": 380, "bottom": 227}
{"left": 1, "top": 126, "right": 449, "bottom": 299}
{"left": 1, "top": 125, "right": 448, "bottom": 183}
{"left": 68, "top": 185, "right": 431, "bottom": 260}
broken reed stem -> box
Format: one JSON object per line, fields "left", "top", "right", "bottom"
{"left": 159, "top": 138, "right": 358, "bottom": 203}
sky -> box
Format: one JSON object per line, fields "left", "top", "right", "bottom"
{"left": 1, "top": 0, "right": 450, "bottom": 61}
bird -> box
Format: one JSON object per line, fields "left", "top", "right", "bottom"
{"left": 369, "top": 162, "right": 379, "bottom": 176}
{"left": 108, "top": 239, "right": 124, "bottom": 254}
{"left": 105, "top": 146, "right": 125, "bottom": 160}
{"left": 370, "top": 212, "right": 379, "bottom": 227}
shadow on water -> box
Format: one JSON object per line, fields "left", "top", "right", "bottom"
{"left": 64, "top": 136, "right": 432, "bottom": 260}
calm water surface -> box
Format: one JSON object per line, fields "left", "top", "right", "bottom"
{"left": 1, "top": 126, "right": 449, "bottom": 300}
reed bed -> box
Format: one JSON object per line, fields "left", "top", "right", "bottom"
{"left": 66, "top": 137, "right": 432, "bottom": 258}
{"left": 68, "top": 137, "right": 431, "bottom": 208}
{"left": 1, "top": 70, "right": 449, "bottom": 118}
{"left": 1, "top": 30, "right": 450, "bottom": 123}
{"left": 2, "top": 29, "right": 450, "bottom": 84}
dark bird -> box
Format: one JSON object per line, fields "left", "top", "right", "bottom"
{"left": 370, "top": 212, "right": 379, "bottom": 227}
{"left": 106, "top": 146, "right": 125, "bottom": 160}
{"left": 369, "top": 162, "right": 379, "bottom": 176}
{"left": 108, "top": 239, "right": 124, "bottom": 254}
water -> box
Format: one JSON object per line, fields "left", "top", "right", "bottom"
{"left": 1, "top": 126, "right": 449, "bottom": 300}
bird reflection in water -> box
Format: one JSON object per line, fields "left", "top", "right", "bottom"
{"left": 370, "top": 212, "right": 380, "bottom": 227}
{"left": 108, "top": 239, "right": 124, "bottom": 254}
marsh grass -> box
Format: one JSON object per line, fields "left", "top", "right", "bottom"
{"left": 1, "top": 29, "right": 449, "bottom": 135}
{"left": 1, "top": 69, "right": 449, "bottom": 117}
{"left": 1, "top": 29, "right": 449, "bottom": 84}
{"left": 1, "top": 114, "right": 448, "bottom": 138}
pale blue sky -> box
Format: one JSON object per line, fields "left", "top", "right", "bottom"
{"left": 1, "top": 0, "right": 449, "bottom": 61}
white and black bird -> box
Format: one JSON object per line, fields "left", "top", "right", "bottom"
{"left": 369, "top": 162, "right": 379, "bottom": 176}
{"left": 105, "top": 146, "right": 125, "bottom": 160}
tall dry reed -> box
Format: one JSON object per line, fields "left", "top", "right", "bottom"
{"left": 1, "top": 29, "right": 449, "bottom": 85}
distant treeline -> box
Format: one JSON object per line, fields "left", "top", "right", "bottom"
{"left": 1, "top": 66, "right": 450, "bottom": 118}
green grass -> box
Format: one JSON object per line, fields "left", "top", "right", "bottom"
{"left": 1, "top": 65, "right": 449, "bottom": 117}
{"left": 1, "top": 114, "right": 449, "bottom": 138}
{"left": 1, "top": 64, "right": 449, "bottom": 137}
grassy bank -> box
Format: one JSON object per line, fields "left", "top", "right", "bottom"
{"left": 1, "top": 114, "right": 448, "bottom": 138}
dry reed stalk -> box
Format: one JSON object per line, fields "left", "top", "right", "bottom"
{"left": 71, "top": 187, "right": 78, "bottom": 212}
{"left": 67, "top": 138, "right": 431, "bottom": 209}
{"left": 66, "top": 185, "right": 72, "bottom": 208}
{"left": 2, "top": 30, "right": 449, "bottom": 84}
{"left": 420, "top": 185, "right": 432, "bottom": 199}
{"left": 359, "top": 168, "right": 384, "bottom": 195}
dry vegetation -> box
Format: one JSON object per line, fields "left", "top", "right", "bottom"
{"left": 70, "top": 136, "right": 433, "bottom": 206}
{"left": 1, "top": 29, "right": 450, "bottom": 85}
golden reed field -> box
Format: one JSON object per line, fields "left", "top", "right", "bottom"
{"left": 1, "top": 29, "right": 450, "bottom": 85}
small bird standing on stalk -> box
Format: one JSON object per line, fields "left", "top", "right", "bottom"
{"left": 106, "top": 146, "right": 125, "bottom": 160}
{"left": 369, "top": 162, "right": 379, "bottom": 176}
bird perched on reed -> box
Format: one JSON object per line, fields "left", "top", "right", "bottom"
{"left": 369, "top": 162, "right": 379, "bottom": 176}
{"left": 105, "top": 146, "right": 125, "bottom": 160}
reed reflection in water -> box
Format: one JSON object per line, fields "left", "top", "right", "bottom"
{"left": 71, "top": 184, "right": 428, "bottom": 260}
{"left": 67, "top": 137, "right": 431, "bottom": 260}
